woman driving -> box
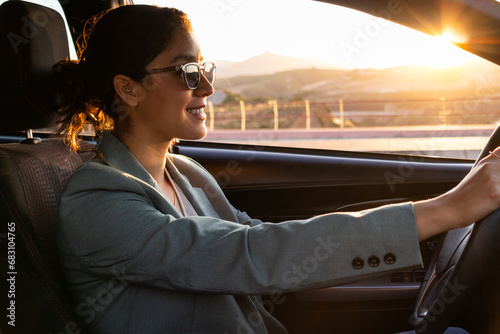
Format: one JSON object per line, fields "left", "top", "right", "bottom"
{"left": 55, "top": 5, "right": 500, "bottom": 333}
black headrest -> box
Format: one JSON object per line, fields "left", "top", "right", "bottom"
{"left": 0, "top": 1, "right": 71, "bottom": 131}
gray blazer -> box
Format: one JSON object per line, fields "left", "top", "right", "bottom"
{"left": 57, "top": 133, "right": 422, "bottom": 334}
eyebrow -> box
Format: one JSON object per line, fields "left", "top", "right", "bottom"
{"left": 170, "top": 53, "right": 204, "bottom": 64}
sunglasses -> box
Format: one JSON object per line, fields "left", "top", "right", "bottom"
{"left": 146, "top": 61, "right": 216, "bottom": 90}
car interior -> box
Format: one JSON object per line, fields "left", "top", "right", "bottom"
{"left": 0, "top": 0, "right": 499, "bottom": 333}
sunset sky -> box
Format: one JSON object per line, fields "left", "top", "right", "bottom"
{"left": 135, "top": 0, "right": 482, "bottom": 69}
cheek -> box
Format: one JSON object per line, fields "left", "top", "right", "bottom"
{"left": 137, "top": 77, "right": 192, "bottom": 116}
{"left": 141, "top": 75, "right": 165, "bottom": 92}
{"left": 137, "top": 75, "right": 178, "bottom": 103}
{"left": 147, "top": 91, "right": 192, "bottom": 123}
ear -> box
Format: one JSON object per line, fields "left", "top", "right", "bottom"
{"left": 113, "top": 74, "right": 139, "bottom": 107}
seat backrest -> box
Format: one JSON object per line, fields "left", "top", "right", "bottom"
{"left": 0, "top": 1, "right": 92, "bottom": 333}
{"left": 0, "top": 141, "right": 93, "bottom": 334}
{"left": 1, "top": 140, "right": 93, "bottom": 281}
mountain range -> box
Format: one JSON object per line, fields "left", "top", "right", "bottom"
{"left": 216, "top": 52, "right": 337, "bottom": 78}
{"left": 211, "top": 52, "right": 500, "bottom": 103}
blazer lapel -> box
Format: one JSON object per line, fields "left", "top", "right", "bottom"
{"left": 96, "top": 132, "right": 237, "bottom": 222}
{"left": 95, "top": 133, "right": 184, "bottom": 217}
{"left": 96, "top": 132, "right": 156, "bottom": 187}
{"left": 167, "top": 155, "right": 238, "bottom": 222}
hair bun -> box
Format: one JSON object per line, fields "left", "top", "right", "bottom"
{"left": 53, "top": 59, "right": 87, "bottom": 112}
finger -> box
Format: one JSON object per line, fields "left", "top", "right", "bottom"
{"left": 490, "top": 146, "right": 500, "bottom": 159}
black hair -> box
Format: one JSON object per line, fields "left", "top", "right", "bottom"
{"left": 53, "top": 5, "right": 192, "bottom": 151}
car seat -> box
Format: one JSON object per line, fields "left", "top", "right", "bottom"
{"left": 0, "top": 1, "right": 92, "bottom": 333}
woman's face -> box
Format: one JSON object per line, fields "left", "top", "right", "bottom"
{"left": 127, "top": 29, "right": 214, "bottom": 143}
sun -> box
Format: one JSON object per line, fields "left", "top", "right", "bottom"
{"left": 414, "top": 31, "right": 476, "bottom": 68}
{"left": 441, "top": 33, "right": 461, "bottom": 44}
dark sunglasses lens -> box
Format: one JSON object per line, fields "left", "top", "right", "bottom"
{"left": 184, "top": 65, "right": 200, "bottom": 89}
{"left": 204, "top": 63, "right": 216, "bottom": 84}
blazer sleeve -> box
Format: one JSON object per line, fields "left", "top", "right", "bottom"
{"left": 58, "top": 162, "right": 423, "bottom": 296}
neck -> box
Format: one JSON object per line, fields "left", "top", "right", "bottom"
{"left": 112, "top": 129, "right": 172, "bottom": 182}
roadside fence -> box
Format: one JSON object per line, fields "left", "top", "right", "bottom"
{"left": 206, "top": 97, "right": 500, "bottom": 131}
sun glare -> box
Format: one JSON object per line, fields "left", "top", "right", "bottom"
{"left": 136, "top": 0, "right": 482, "bottom": 70}
{"left": 412, "top": 32, "right": 476, "bottom": 68}
{"left": 439, "top": 33, "right": 457, "bottom": 45}
{"left": 438, "top": 31, "right": 467, "bottom": 44}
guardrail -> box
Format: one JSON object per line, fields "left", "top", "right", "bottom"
{"left": 206, "top": 97, "right": 500, "bottom": 131}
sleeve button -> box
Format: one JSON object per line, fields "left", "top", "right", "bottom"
{"left": 384, "top": 252, "right": 396, "bottom": 265}
{"left": 352, "top": 257, "right": 364, "bottom": 269}
{"left": 368, "top": 255, "right": 380, "bottom": 267}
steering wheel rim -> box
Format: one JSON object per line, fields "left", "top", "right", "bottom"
{"left": 409, "top": 124, "right": 500, "bottom": 334}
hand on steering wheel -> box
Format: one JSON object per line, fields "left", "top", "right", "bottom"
{"left": 409, "top": 125, "right": 500, "bottom": 334}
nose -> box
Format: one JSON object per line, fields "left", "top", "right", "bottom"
{"left": 195, "top": 71, "right": 214, "bottom": 97}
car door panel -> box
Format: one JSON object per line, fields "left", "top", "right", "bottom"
{"left": 177, "top": 141, "right": 471, "bottom": 219}
{"left": 177, "top": 140, "right": 472, "bottom": 333}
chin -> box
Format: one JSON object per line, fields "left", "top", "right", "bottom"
{"left": 180, "top": 128, "right": 207, "bottom": 141}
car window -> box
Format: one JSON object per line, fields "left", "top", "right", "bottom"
{"left": 116, "top": 1, "right": 500, "bottom": 158}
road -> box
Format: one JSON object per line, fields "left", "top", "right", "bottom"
{"left": 202, "top": 125, "right": 496, "bottom": 159}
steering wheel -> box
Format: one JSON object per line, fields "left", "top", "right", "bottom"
{"left": 409, "top": 125, "right": 500, "bottom": 334}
